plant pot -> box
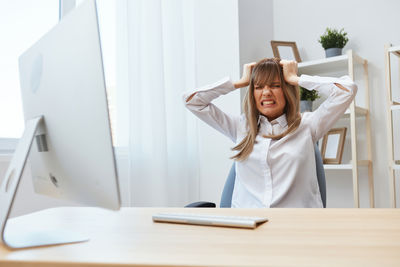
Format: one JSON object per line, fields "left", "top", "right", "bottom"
{"left": 300, "top": 100, "right": 312, "bottom": 112}
{"left": 325, "top": 48, "right": 342, "bottom": 58}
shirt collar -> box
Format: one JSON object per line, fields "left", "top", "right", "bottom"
{"left": 273, "top": 113, "right": 288, "bottom": 128}
{"left": 258, "top": 113, "right": 287, "bottom": 127}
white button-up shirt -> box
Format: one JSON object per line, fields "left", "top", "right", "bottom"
{"left": 183, "top": 75, "right": 357, "bottom": 208}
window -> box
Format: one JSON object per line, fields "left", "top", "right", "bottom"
{"left": 0, "top": 0, "right": 58, "bottom": 139}
{"left": 95, "top": 0, "right": 117, "bottom": 145}
{"left": 0, "top": 0, "right": 118, "bottom": 147}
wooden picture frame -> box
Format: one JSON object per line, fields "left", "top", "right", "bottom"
{"left": 321, "top": 128, "right": 347, "bottom": 164}
{"left": 270, "top": 41, "right": 302, "bottom": 62}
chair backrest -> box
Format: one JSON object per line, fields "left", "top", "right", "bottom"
{"left": 220, "top": 144, "right": 326, "bottom": 208}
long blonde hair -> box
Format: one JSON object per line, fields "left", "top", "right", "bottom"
{"left": 231, "top": 58, "right": 301, "bottom": 161}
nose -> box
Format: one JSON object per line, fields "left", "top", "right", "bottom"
{"left": 262, "top": 86, "right": 272, "bottom": 96}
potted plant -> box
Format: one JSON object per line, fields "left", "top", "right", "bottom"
{"left": 318, "top": 27, "right": 349, "bottom": 58}
{"left": 300, "top": 86, "right": 319, "bottom": 112}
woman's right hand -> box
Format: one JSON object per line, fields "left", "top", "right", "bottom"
{"left": 234, "top": 62, "right": 257, "bottom": 88}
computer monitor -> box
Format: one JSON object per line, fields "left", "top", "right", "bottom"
{"left": 0, "top": 0, "right": 120, "bottom": 249}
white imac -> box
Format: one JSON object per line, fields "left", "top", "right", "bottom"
{"left": 0, "top": 0, "right": 121, "bottom": 249}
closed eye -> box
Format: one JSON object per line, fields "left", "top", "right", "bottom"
{"left": 270, "top": 83, "right": 281, "bottom": 88}
{"left": 254, "top": 83, "right": 281, "bottom": 90}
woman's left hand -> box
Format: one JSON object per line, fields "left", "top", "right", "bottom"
{"left": 279, "top": 60, "right": 300, "bottom": 86}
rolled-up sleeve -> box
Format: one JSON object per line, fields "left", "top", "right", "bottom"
{"left": 299, "top": 74, "right": 358, "bottom": 142}
{"left": 182, "top": 77, "right": 240, "bottom": 142}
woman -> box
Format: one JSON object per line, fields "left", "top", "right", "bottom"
{"left": 183, "top": 58, "right": 357, "bottom": 208}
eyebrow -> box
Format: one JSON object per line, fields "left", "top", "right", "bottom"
{"left": 254, "top": 81, "right": 281, "bottom": 87}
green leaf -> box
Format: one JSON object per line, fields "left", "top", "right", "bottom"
{"left": 318, "top": 27, "right": 349, "bottom": 49}
{"left": 300, "top": 86, "right": 320, "bottom": 101}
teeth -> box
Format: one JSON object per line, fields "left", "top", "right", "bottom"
{"left": 262, "top": 100, "right": 274, "bottom": 106}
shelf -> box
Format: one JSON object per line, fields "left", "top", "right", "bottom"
{"left": 388, "top": 45, "right": 400, "bottom": 56}
{"left": 391, "top": 103, "right": 400, "bottom": 111}
{"left": 303, "top": 50, "right": 373, "bottom": 208}
{"left": 324, "top": 160, "right": 370, "bottom": 170}
{"left": 298, "top": 55, "right": 348, "bottom": 74}
{"left": 324, "top": 164, "right": 352, "bottom": 170}
{"left": 386, "top": 44, "right": 400, "bottom": 207}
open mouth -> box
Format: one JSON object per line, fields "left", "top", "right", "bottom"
{"left": 261, "top": 100, "right": 275, "bottom": 106}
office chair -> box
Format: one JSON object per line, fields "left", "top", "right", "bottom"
{"left": 186, "top": 144, "right": 326, "bottom": 208}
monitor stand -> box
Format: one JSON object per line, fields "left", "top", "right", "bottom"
{"left": 0, "top": 116, "right": 88, "bottom": 249}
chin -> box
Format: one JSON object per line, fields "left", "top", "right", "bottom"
{"left": 260, "top": 109, "right": 283, "bottom": 120}
{"left": 261, "top": 109, "right": 278, "bottom": 117}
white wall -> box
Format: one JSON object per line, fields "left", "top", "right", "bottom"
{"left": 273, "top": 0, "right": 400, "bottom": 207}
{"left": 238, "top": 0, "right": 274, "bottom": 105}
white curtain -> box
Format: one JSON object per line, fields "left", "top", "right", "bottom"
{"left": 115, "top": 0, "right": 200, "bottom": 206}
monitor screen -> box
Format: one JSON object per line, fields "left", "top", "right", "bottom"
{"left": 17, "top": 0, "right": 120, "bottom": 210}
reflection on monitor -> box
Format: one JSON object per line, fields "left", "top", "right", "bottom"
{"left": 0, "top": 0, "right": 120, "bottom": 249}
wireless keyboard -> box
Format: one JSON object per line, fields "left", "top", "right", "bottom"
{"left": 152, "top": 213, "right": 268, "bottom": 229}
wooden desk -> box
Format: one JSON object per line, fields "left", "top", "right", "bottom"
{"left": 1, "top": 207, "right": 400, "bottom": 267}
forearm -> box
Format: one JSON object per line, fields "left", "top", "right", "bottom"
{"left": 287, "top": 75, "right": 300, "bottom": 86}
{"left": 233, "top": 79, "right": 248, "bottom": 89}
{"left": 182, "top": 77, "right": 236, "bottom": 107}
{"left": 185, "top": 92, "right": 196, "bottom": 102}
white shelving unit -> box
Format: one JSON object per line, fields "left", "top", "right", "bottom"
{"left": 298, "top": 50, "right": 374, "bottom": 208}
{"left": 384, "top": 44, "right": 400, "bottom": 207}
